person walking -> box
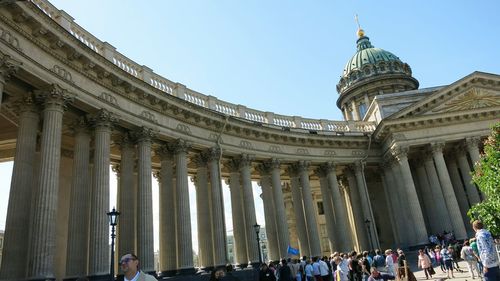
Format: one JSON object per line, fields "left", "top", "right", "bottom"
{"left": 384, "top": 250, "right": 395, "bottom": 276}
{"left": 473, "top": 220, "right": 500, "bottom": 281}
{"left": 441, "top": 246, "right": 455, "bottom": 278}
{"left": 260, "top": 263, "right": 277, "bottom": 281}
{"left": 461, "top": 240, "right": 480, "bottom": 279}
{"left": 279, "top": 259, "right": 294, "bottom": 281}
{"left": 119, "top": 253, "right": 157, "bottom": 281}
{"left": 417, "top": 249, "right": 433, "bottom": 279}
{"left": 305, "top": 260, "right": 315, "bottom": 281}
{"left": 372, "top": 250, "right": 386, "bottom": 273}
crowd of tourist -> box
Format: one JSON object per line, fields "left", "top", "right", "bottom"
{"left": 253, "top": 220, "right": 499, "bottom": 281}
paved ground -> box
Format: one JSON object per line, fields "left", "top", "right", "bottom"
{"left": 407, "top": 254, "right": 481, "bottom": 281}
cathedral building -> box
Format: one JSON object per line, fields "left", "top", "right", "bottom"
{"left": 0, "top": 1, "right": 498, "bottom": 280}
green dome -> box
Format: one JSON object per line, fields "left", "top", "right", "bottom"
{"left": 337, "top": 35, "right": 415, "bottom": 94}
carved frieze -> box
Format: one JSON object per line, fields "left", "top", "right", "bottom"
{"left": 268, "top": 145, "right": 282, "bottom": 153}
{"left": 140, "top": 110, "right": 157, "bottom": 123}
{"left": 351, "top": 150, "right": 365, "bottom": 156}
{"left": 296, "top": 148, "right": 309, "bottom": 155}
{"left": 324, "top": 150, "right": 336, "bottom": 156}
{"left": 98, "top": 92, "right": 119, "bottom": 107}
{"left": 0, "top": 26, "right": 21, "bottom": 50}
{"left": 176, "top": 123, "right": 192, "bottom": 135}
{"left": 240, "top": 140, "right": 253, "bottom": 150}
{"left": 51, "top": 65, "right": 74, "bottom": 84}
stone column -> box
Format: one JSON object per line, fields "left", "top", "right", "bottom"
{"left": 456, "top": 149, "right": 480, "bottom": 204}
{"left": 316, "top": 166, "right": 337, "bottom": 252}
{"left": 465, "top": 137, "right": 486, "bottom": 200}
{"left": 193, "top": 154, "right": 214, "bottom": 269}
{"left": 288, "top": 166, "right": 310, "bottom": 257}
{"left": 206, "top": 148, "right": 227, "bottom": 267}
{"left": 117, "top": 133, "right": 136, "bottom": 259}
{"left": 256, "top": 165, "right": 279, "bottom": 261}
{"left": 351, "top": 99, "right": 360, "bottom": 120}
{"left": 173, "top": 139, "right": 195, "bottom": 274}
{"left": 268, "top": 158, "right": 290, "bottom": 258}
{"left": 414, "top": 160, "right": 437, "bottom": 230}
{"left": 345, "top": 169, "right": 369, "bottom": 250}
{"left": 391, "top": 145, "right": 428, "bottom": 245}
{"left": 382, "top": 160, "right": 406, "bottom": 246}
{"left": 88, "top": 109, "right": 115, "bottom": 278}
{"left": 379, "top": 168, "right": 400, "bottom": 247}
{"left": 134, "top": 127, "right": 155, "bottom": 272}
{"left": 0, "top": 52, "right": 21, "bottom": 109}
{"left": 388, "top": 161, "right": 412, "bottom": 247}
{"left": 422, "top": 153, "right": 452, "bottom": 232}
{"left": 0, "top": 94, "right": 39, "bottom": 280}
{"left": 65, "top": 118, "right": 91, "bottom": 278}
{"left": 325, "top": 162, "right": 351, "bottom": 251}
{"left": 297, "top": 161, "right": 321, "bottom": 257}
{"left": 465, "top": 137, "right": 482, "bottom": 165}
{"left": 446, "top": 156, "right": 471, "bottom": 225}
{"left": 430, "top": 143, "right": 467, "bottom": 239}
{"left": 227, "top": 160, "right": 248, "bottom": 267}
{"left": 353, "top": 161, "right": 378, "bottom": 249}
{"left": 238, "top": 154, "right": 259, "bottom": 266}
{"left": 27, "top": 85, "right": 73, "bottom": 279}
{"left": 155, "top": 145, "right": 177, "bottom": 276}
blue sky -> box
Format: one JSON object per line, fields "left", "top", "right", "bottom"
{"left": 1, "top": 0, "right": 499, "bottom": 252}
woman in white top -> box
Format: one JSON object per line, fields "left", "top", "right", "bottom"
{"left": 384, "top": 249, "right": 395, "bottom": 276}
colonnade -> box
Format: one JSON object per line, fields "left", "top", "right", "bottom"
{"left": 0, "top": 84, "right": 485, "bottom": 281}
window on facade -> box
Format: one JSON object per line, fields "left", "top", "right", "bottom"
{"left": 317, "top": 201, "right": 324, "bottom": 215}
{"left": 359, "top": 102, "right": 367, "bottom": 118}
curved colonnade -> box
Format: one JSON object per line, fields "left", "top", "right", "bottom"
{"left": 0, "top": 1, "right": 498, "bottom": 281}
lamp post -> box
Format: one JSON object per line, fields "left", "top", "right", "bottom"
{"left": 365, "top": 219, "right": 373, "bottom": 251}
{"left": 253, "top": 223, "right": 263, "bottom": 265}
{"left": 107, "top": 207, "right": 120, "bottom": 281}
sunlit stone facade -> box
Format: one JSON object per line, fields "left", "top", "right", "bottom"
{"left": 0, "top": 1, "right": 499, "bottom": 281}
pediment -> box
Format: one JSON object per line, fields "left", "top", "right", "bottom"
{"left": 388, "top": 71, "right": 500, "bottom": 119}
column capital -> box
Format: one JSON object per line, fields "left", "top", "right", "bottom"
{"left": 430, "top": 142, "right": 445, "bottom": 154}
{"left": 203, "top": 147, "right": 221, "bottom": 162}
{"left": 192, "top": 153, "right": 209, "bottom": 168}
{"left": 155, "top": 144, "right": 174, "bottom": 160}
{"left": 256, "top": 163, "right": 272, "bottom": 176}
{"left": 286, "top": 166, "right": 299, "bottom": 178}
{"left": 35, "top": 84, "right": 74, "bottom": 110}
{"left": 88, "top": 108, "right": 118, "bottom": 129}
{"left": 115, "top": 131, "right": 134, "bottom": 149}
{"left": 236, "top": 153, "right": 254, "bottom": 170}
{"left": 314, "top": 166, "right": 328, "bottom": 178}
{"left": 0, "top": 52, "right": 21, "bottom": 84}
{"left": 152, "top": 170, "right": 161, "bottom": 182}
{"left": 465, "top": 136, "right": 482, "bottom": 149}
{"left": 266, "top": 158, "right": 281, "bottom": 169}
{"left": 295, "top": 160, "right": 310, "bottom": 172}
{"left": 69, "top": 116, "right": 91, "bottom": 135}
{"left": 171, "top": 138, "right": 190, "bottom": 154}
{"left": 12, "top": 93, "right": 39, "bottom": 114}
{"left": 390, "top": 145, "right": 409, "bottom": 161}
{"left": 132, "top": 126, "right": 157, "bottom": 143}
{"left": 111, "top": 163, "right": 120, "bottom": 175}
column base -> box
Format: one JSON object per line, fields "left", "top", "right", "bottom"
{"left": 177, "top": 267, "right": 196, "bottom": 275}
{"left": 235, "top": 263, "right": 248, "bottom": 269}
{"left": 196, "top": 266, "right": 214, "bottom": 274}
{"left": 159, "top": 270, "right": 177, "bottom": 278}
{"left": 87, "top": 274, "right": 112, "bottom": 281}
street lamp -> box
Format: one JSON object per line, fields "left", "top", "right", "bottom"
{"left": 107, "top": 207, "right": 120, "bottom": 281}
{"left": 253, "top": 223, "right": 263, "bottom": 265}
{"left": 364, "top": 219, "right": 373, "bottom": 251}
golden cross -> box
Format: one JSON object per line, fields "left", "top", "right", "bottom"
{"left": 355, "top": 14, "right": 361, "bottom": 29}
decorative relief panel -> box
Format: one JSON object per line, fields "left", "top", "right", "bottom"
{"left": 98, "top": 92, "right": 119, "bottom": 107}
{"left": 352, "top": 150, "right": 365, "bottom": 156}
{"left": 240, "top": 140, "right": 253, "bottom": 150}
{"left": 268, "top": 145, "right": 282, "bottom": 153}
{"left": 434, "top": 88, "right": 500, "bottom": 113}
{"left": 51, "top": 65, "right": 74, "bottom": 83}
{"left": 324, "top": 150, "right": 336, "bottom": 156}
{"left": 140, "top": 110, "right": 157, "bottom": 123}
{"left": 176, "top": 123, "right": 192, "bottom": 135}
{"left": 0, "top": 27, "right": 21, "bottom": 50}
{"left": 296, "top": 148, "right": 309, "bottom": 155}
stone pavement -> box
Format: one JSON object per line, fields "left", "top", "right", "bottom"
{"left": 407, "top": 253, "right": 482, "bottom": 281}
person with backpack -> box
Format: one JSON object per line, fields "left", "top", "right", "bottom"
{"left": 461, "top": 240, "right": 480, "bottom": 279}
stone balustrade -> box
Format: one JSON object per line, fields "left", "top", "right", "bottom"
{"left": 28, "top": 0, "right": 376, "bottom": 133}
